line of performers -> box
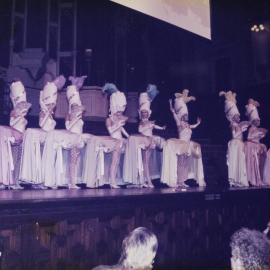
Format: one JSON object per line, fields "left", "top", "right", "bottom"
{"left": 0, "top": 76, "right": 269, "bottom": 190}
{"left": 0, "top": 75, "right": 206, "bottom": 190}
{"left": 219, "top": 91, "right": 270, "bottom": 187}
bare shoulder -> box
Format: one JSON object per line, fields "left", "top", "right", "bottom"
{"left": 106, "top": 117, "right": 112, "bottom": 125}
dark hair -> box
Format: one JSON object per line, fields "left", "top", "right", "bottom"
{"left": 231, "top": 228, "right": 270, "bottom": 270}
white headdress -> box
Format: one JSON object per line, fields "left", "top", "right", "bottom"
{"left": 10, "top": 81, "right": 26, "bottom": 107}
{"left": 66, "top": 85, "right": 82, "bottom": 112}
{"left": 40, "top": 82, "right": 57, "bottom": 107}
{"left": 138, "top": 84, "right": 159, "bottom": 118}
{"left": 174, "top": 89, "right": 195, "bottom": 119}
{"left": 219, "top": 91, "right": 240, "bottom": 122}
{"left": 246, "top": 98, "right": 260, "bottom": 122}
{"left": 110, "top": 91, "right": 127, "bottom": 115}
{"left": 65, "top": 75, "right": 86, "bottom": 113}
{"left": 139, "top": 92, "right": 151, "bottom": 116}
{"left": 102, "top": 83, "right": 127, "bottom": 115}
{"left": 40, "top": 75, "right": 66, "bottom": 111}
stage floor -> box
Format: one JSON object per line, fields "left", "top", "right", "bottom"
{"left": 0, "top": 186, "right": 270, "bottom": 217}
{"left": 0, "top": 185, "right": 270, "bottom": 205}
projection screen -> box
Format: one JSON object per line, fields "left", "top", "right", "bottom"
{"left": 110, "top": 0, "right": 211, "bottom": 40}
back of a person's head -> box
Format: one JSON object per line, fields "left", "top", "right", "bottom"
{"left": 119, "top": 227, "right": 158, "bottom": 270}
{"left": 230, "top": 228, "right": 270, "bottom": 270}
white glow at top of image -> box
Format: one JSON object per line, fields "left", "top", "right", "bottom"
{"left": 110, "top": 0, "right": 211, "bottom": 40}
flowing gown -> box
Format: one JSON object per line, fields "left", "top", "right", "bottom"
{"left": 227, "top": 122, "right": 249, "bottom": 187}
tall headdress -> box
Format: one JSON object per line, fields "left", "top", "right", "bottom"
{"left": 219, "top": 91, "right": 240, "bottom": 122}
{"left": 66, "top": 76, "right": 87, "bottom": 112}
{"left": 245, "top": 98, "right": 260, "bottom": 123}
{"left": 10, "top": 81, "right": 27, "bottom": 107}
{"left": 139, "top": 84, "right": 159, "bottom": 118}
{"left": 103, "top": 83, "right": 127, "bottom": 115}
{"left": 40, "top": 75, "right": 66, "bottom": 110}
{"left": 174, "top": 89, "right": 195, "bottom": 119}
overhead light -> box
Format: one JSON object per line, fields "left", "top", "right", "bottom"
{"left": 251, "top": 24, "right": 265, "bottom": 32}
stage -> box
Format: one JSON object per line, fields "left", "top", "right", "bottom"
{"left": 0, "top": 187, "right": 269, "bottom": 269}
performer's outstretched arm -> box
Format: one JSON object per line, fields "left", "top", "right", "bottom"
{"left": 121, "top": 127, "right": 129, "bottom": 138}
{"left": 190, "top": 118, "right": 201, "bottom": 129}
{"left": 154, "top": 124, "right": 166, "bottom": 130}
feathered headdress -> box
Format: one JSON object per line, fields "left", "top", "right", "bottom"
{"left": 68, "top": 75, "right": 87, "bottom": 90}
{"left": 175, "top": 89, "right": 196, "bottom": 103}
{"left": 53, "top": 75, "right": 66, "bottom": 90}
{"left": 246, "top": 98, "right": 260, "bottom": 122}
{"left": 10, "top": 80, "right": 27, "bottom": 107}
{"left": 102, "top": 83, "right": 118, "bottom": 95}
{"left": 40, "top": 75, "right": 66, "bottom": 111}
{"left": 219, "top": 90, "right": 240, "bottom": 122}
{"left": 102, "top": 83, "right": 126, "bottom": 115}
{"left": 173, "top": 89, "right": 196, "bottom": 119}
{"left": 138, "top": 84, "right": 159, "bottom": 118}
{"left": 146, "top": 84, "right": 159, "bottom": 102}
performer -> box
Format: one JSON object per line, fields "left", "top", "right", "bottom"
{"left": 219, "top": 91, "right": 249, "bottom": 187}
{"left": 9, "top": 80, "right": 31, "bottom": 133}
{"left": 245, "top": 99, "right": 267, "bottom": 186}
{"left": 82, "top": 83, "right": 127, "bottom": 189}
{"left": 65, "top": 76, "right": 87, "bottom": 134}
{"left": 124, "top": 84, "right": 165, "bottom": 187}
{"left": 161, "top": 89, "right": 205, "bottom": 189}
{"left": 42, "top": 76, "right": 90, "bottom": 189}
{"left": 39, "top": 77, "right": 65, "bottom": 131}
{"left": 263, "top": 149, "right": 270, "bottom": 186}
{"left": 0, "top": 80, "right": 31, "bottom": 189}
{"left": 103, "top": 83, "right": 129, "bottom": 142}
{"left": 104, "top": 83, "right": 128, "bottom": 188}
{"left": 19, "top": 76, "right": 66, "bottom": 187}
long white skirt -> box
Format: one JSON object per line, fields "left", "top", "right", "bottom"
{"left": 42, "top": 130, "right": 90, "bottom": 188}
{"left": 227, "top": 139, "right": 248, "bottom": 187}
{"left": 19, "top": 128, "right": 47, "bottom": 185}
{"left": 263, "top": 149, "right": 270, "bottom": 185}
{"left": 0, "top": 126, "right": 23, "bottom": 187}
{"left": 161, "top": 138, "right": 205, "bottom": 187}
{"left": 123, "top": 134, "right": 164, "bottom": 185}
{"left": 245, "top": 141, "right": 267, "bottom": 186}
{"left": 82, "top": 136, "right": 124, "bottom": 188}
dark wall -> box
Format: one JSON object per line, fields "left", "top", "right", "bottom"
{"left": 1, "top": 0, "right": 270, "bottom": 144}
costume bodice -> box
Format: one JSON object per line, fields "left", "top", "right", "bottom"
{"left": 231, "top": 122, "right": 243, "bottom": 140}
{"left": 108, "top": 115, "right": 127, "bottom": 139}
{"left": 247, "top": 126, "right": 266, "bottom": 143}
{"left": 139, "top": 120, "right": 154, "bottom": 137}
{"left": 177, "top": 121, "right": 192, "bottom": 142}
{"left": 65, "top": 106, "right": 84, "bottom": 134}
{"left": 39, "top": 112, "right": 56, "bottom": 132}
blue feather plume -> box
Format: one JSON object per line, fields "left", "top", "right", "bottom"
{"left": 147, "top": 84, "right": 159, "bottom": 101}
{"left": 102, "top": 83, "right": 118, "bottom": 95}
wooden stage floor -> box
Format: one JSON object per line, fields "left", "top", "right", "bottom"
{"left": 0, "top": 185, "right": 270, "bottom": 207}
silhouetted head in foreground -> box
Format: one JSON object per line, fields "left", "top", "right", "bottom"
{"left": 119, "top": 227, "right": 158, "bottom": 269}
{"left": 92, "top": 227, "right": 158, "bottom": 270}
{"left": 230, "top": 228, "right": 270, "bottom": 270}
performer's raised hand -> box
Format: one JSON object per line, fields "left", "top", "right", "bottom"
{"left": 169, "top": 99, "right": 174, "bottom": 112}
